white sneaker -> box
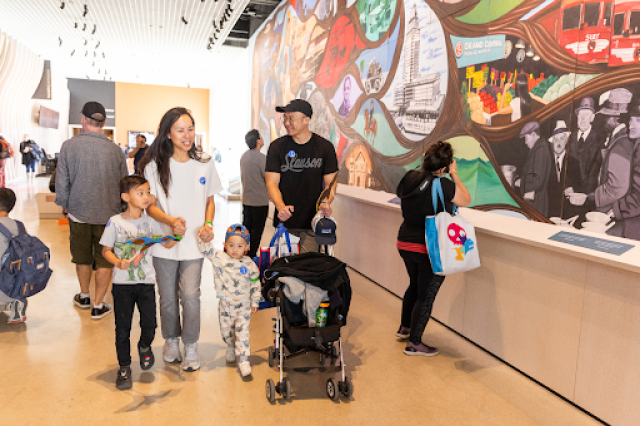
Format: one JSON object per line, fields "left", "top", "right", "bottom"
{"left": 181, "top": 342, "right": 200, "bottom": 372}
{"left": 7, "top": 299, "right": 27, "bottom": 324}
{"left": 226, "top": 348, "right": 236, "bottom": 363}
{"left": 163, "top": 337, "right": 182, "bottom": 363}
{"left": 239, "top": 360, "right": 252, "bottom": 377}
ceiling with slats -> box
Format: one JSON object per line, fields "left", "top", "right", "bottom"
{"left": 0, "top": 0, "right": 253, "bottom": 87}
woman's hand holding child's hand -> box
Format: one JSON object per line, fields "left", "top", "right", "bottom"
{"left": 170, "top": 217, "right": 187, "bottom": 237}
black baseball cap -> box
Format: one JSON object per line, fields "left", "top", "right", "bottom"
{"left": 81, "top": 101, "right": 106, "bottom": 122}
{"left": 275, "top": 99, "right": 313, "bottom": 118}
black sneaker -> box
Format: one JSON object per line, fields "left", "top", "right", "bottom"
{"left": 139, "top": 345, "right": 155, "bottom": 371}
{"left": 115, "top": 367, "right": 132, "bottom": 390}
{"left": 73, "top": 293, "right": 91, "bottom": 309}
{"left": 91, "top": 303, "right": 112, "bottom": 320}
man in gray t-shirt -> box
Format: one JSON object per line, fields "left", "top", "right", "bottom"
{"left": 55, "top": 101, "right": 128, "bottom": 320}
{"left": 240, "top": 130, "right": 269, "bottom": 257}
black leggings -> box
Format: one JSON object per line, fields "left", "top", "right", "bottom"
{"left": 399, "top": 250, "right": 445, "bottom": 345}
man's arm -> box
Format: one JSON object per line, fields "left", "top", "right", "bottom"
{"left": 128, "top": 147, "right": 139, "bottom": 159}
{"left": 596, "top": 142, "right": 632, "bottom": 208}
{"left": 54, "top": 147, "right": 70, "bottom": 210}
{"left": 266, "top": 171, "right": 294, "bottom": 221}
{"left": 318, "top": 172, "right": 338, "bottom": 215}
{"left": 522, "top": 146, "right": 551, "bottom": 193}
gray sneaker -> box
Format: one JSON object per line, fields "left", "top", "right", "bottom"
{"left": 181, "top": 342, "right": 200, "bottom": 372}
{"left": 163, "top": 337, "right": 182, "bottom": 363}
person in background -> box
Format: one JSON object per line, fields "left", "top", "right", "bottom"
{"left": 129, "top": 134, "right": 148, "bottom": 175}
{"left": 0, "top": 136, "right": 14, "bottom": 188}
{"left": 55, "top": 101, "right": 129, "bottom": 320}
{"left": 140, "top": 107, "right": 223, "bottom": 372}
{"left": 265, "top": 99, "right": 338, "bottom": 253}
{"left": 20, "top": 134, "right": 39, "bottom": 182}
{"left": 395, "top": 141, "right": 470, "bottom": 356}
{"left": 240, "top": 130, "right": 269, "bottom": 258}
{"left": 0, "top": 188, "right": 28, "bottom": 324}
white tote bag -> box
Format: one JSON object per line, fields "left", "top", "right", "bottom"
{"left": 425, "top": 178, "right": 480, "bottom": 276}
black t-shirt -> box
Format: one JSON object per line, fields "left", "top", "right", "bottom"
{"left": 266, "top": 133, "right": 338, "bottom": 229}
{"left": 396, "top": 171, "right": 456, "bottom": 244}
{"left": 133, "top": 146, "right": 148, "bottom": 174}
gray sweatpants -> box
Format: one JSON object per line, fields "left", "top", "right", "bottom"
{"left": 153, "top": 257, "right": 204, "bottom": 344}
{"left": 288, "top": 229, "right": 319, "bottom": 253}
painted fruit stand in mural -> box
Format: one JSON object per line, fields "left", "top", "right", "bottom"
{"left": 251, "top": 0, "right": 640, "bottom": 242}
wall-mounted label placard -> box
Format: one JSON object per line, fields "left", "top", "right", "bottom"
{"left": 548, "top": 231, "right": 635, "bottom": 256}
{"left": 450, "top": 35, "right": 506, "bottom": 68}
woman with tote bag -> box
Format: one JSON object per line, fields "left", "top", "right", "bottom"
{"left": 395, "top": 141, "right": 470, "bottom": 356}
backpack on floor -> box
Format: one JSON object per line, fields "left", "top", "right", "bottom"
{"left": 0, "top": 221, "right": 52, "bottom": 299}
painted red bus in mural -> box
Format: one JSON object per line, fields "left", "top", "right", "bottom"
{"left": 534, "top": 0, "right": 613, "bottom": 64}
{"left": 609, "top": 0, "right": 640, "bottom": 65}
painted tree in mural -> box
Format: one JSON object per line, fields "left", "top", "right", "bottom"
{"left": 252, "top": 0, "right": 640, "bottom": 241}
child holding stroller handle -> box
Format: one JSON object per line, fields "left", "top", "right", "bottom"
{"left": 199, "top": 224, "right": 260, "bottom": 377}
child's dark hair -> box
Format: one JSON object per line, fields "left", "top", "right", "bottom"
{"left": 120, "top": 175, "right": 148, "bottom": 195}
{"left": 422, "top": 141, "right": 453, "bottom": 173}
{"left": 0, "top": 188, "right": 16, "bottom": 213}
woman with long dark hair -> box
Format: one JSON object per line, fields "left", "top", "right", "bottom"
{"left": 139, "top": 107, "right": 222, "bottom": 372}
{"left": 395, "top": 141, "right": 470, "bottom": 356}
{"left": 498, "top": 72, "right": 532, "bottom": 122}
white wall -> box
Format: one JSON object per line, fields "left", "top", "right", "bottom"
{"left": 208, "top": 48, "right": 251, "bottom": 187}
{"left": 0, "top": 30, "right": 70, "bottom": 181}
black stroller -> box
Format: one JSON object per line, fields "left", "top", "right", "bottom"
{"left": 263, "top": 252, "right": 353, "bottom": 402}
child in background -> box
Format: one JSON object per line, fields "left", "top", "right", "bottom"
{"left": 199, "top": 224, "right": 260, "bottom": 377}
{"left": 0, "top": 188, "right": 27, "bottom": 324}
{"left": 100, "top": 175, "right": 178, "bottom": 390}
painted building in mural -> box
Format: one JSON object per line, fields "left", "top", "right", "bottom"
{"left": 251, "top": 0, "right": 640, "bottom": 243}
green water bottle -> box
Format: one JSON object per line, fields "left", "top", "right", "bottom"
{"left": 316, "top": 302, "right": 330, "bottom": 327}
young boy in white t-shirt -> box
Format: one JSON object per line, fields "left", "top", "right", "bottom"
{"left": 100, "top": 175, "right": 177, "bottom": 390}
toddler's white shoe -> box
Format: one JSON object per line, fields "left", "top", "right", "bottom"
{"left": 239, "top": 360, "right": 252, "bottom": 377}
{"left": 226, "top": 348, "right": 236, "bottom": 363}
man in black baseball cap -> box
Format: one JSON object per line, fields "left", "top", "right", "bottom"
{"left": 265, "top": 98, "right": 338, "bottom": 253}
{"left": 275, "top": 99, "right": 313, "bottom": 118}
{"left": 81, "top": 101, "right": 107, "bottom": 124}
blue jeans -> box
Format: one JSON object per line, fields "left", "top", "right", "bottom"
{"left": 25, "top": 159, "right": 37, "bottom": 173}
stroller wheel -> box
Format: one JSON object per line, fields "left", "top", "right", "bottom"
{"left": 284, "top": 377, "right": 292, "bottom": 401}
{"left": 266, "top": 379, "right": 276, "bottom": 403}
{"left": 341, "top": 377, "right": 353, "bottom": 397}
{"left": 326, "top": 378, "right": 339, "bottom": 401}
{"left": 268, "top": 347, "right": 275, "bottom": 368}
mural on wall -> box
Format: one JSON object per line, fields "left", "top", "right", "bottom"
{"left": 251, "top": 0, "right": 640, "bottom": 242}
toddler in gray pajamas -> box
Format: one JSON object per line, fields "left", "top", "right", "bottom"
{"left": 199, "top": 223, "right": 260, "bottom": 377}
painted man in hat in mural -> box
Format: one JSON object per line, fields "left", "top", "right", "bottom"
{"left": 608, "top": 101, "right": 640, "bottom": 240}
{"left": 517, "top": 120, "right": 552, "bottom": 216}
{"left": 547, "top": 120, "right": 580, "bottom": 219}
{"left": 564, "top": 97, "right": 603, "bottom": 226}
{"left": 583, "top": 88, "right": 633, "bottom": 236}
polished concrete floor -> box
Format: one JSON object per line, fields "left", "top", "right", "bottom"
{"left": 0, "top": 178, "right": 603, "bottom": 426}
